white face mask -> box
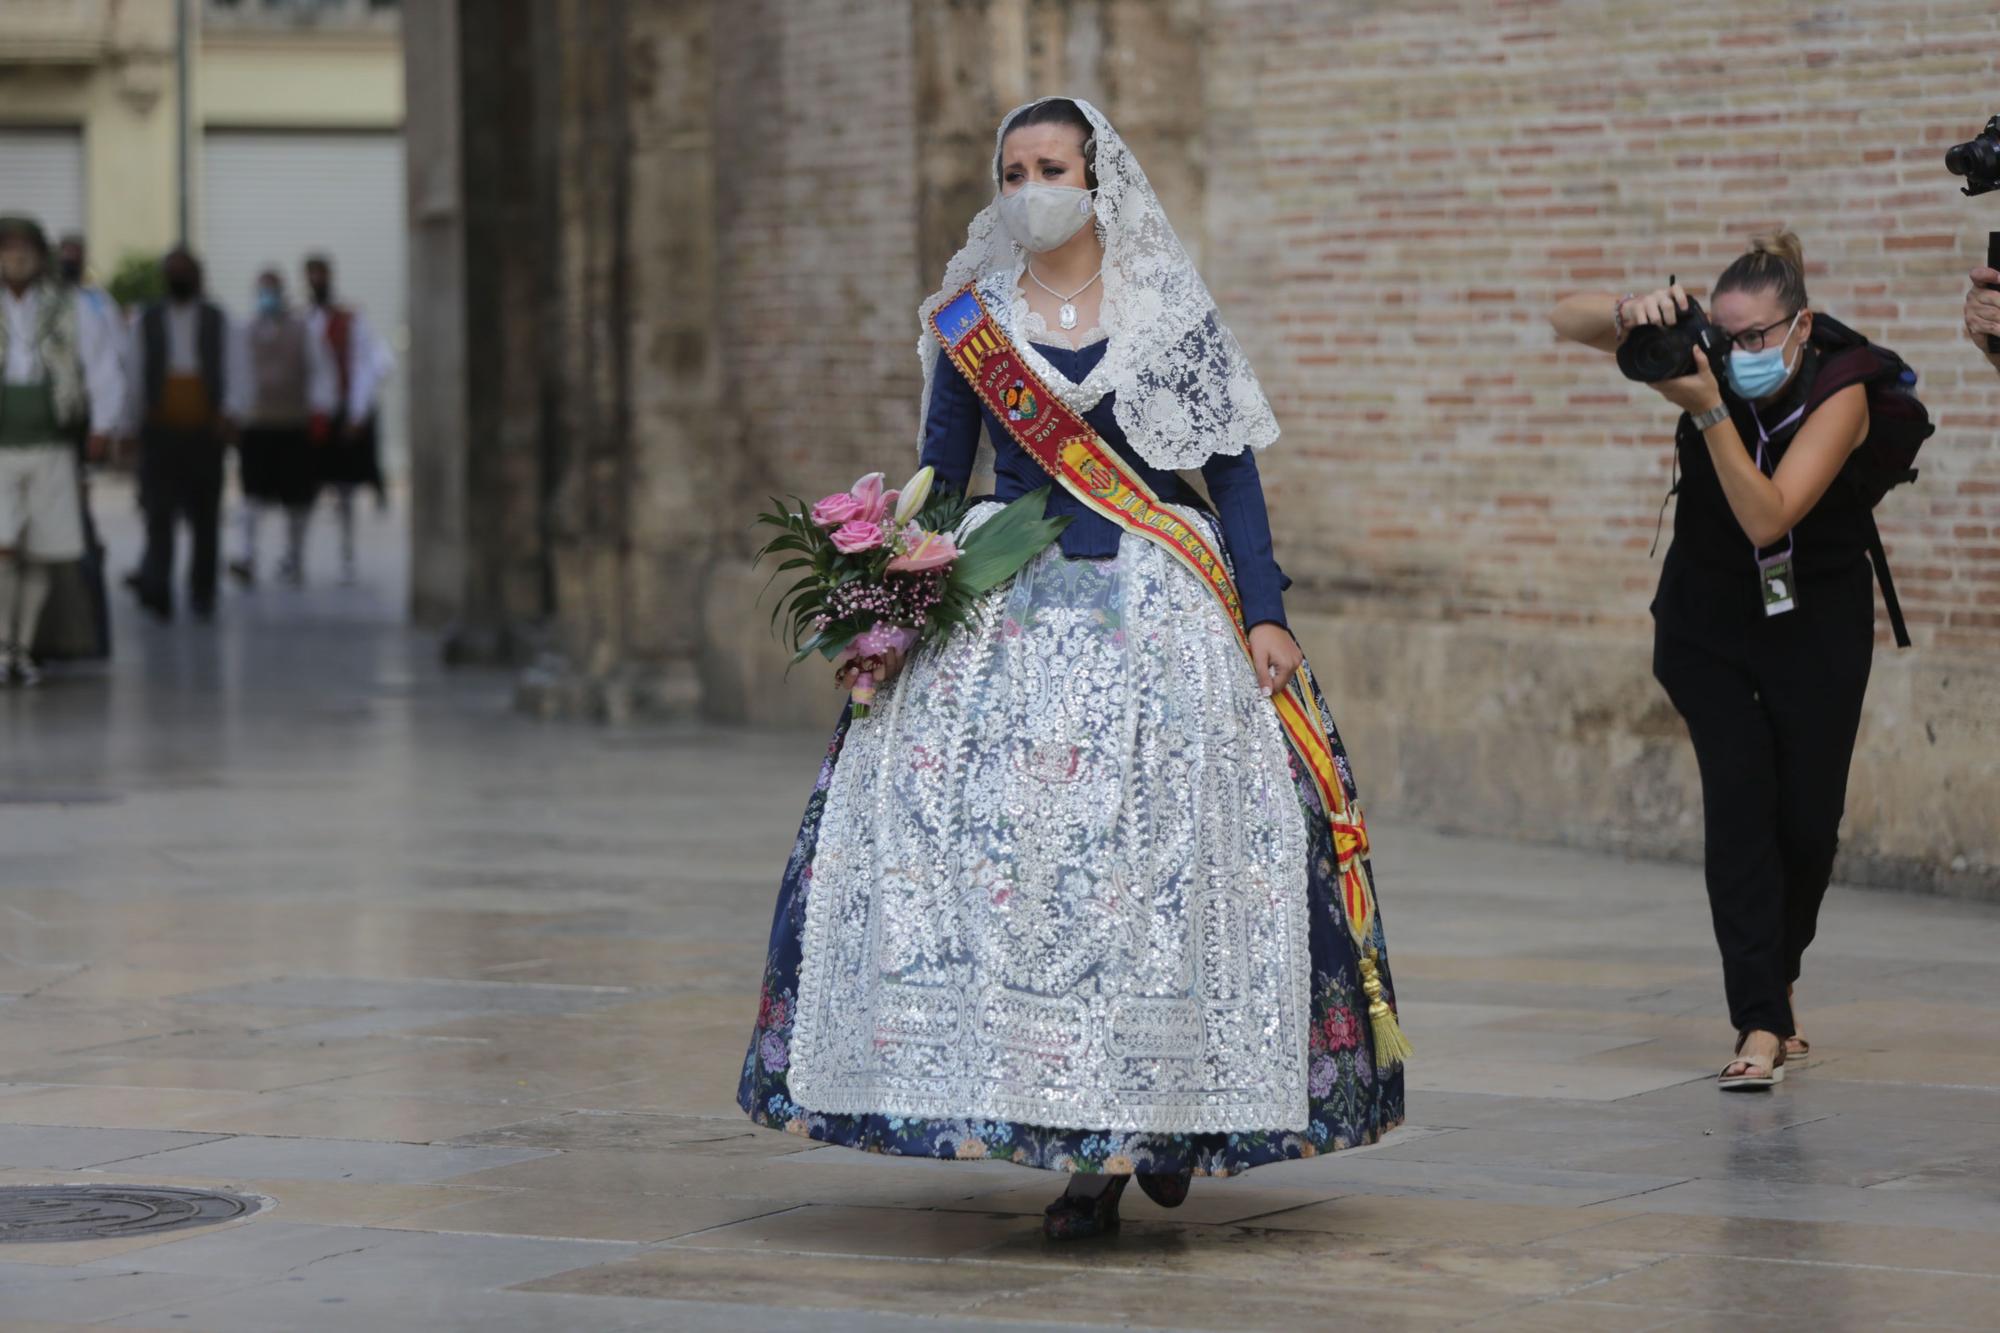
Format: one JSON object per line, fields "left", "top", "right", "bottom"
{"left": 997, "top": 181, "right": 1096, "bottom": 253}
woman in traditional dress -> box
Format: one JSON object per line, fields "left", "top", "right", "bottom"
{"left": 739, "top": 97, "right": 1406, "bottom": 1240}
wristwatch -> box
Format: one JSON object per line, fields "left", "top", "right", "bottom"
{"left": 1690, "top": 401, "right": 1730, "bottom": 433}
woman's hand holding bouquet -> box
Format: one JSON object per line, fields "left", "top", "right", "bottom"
{"left": 757, "top": 467, "right": 1069, "bottom": 718}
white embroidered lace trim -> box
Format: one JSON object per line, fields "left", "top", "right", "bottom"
{"left": 1015, "top": 282, "right": 1110, "bottom": 352}
{"left": 787, "top": 505, "right": 1312, "bottom": 1133}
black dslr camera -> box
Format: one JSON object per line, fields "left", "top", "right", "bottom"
{"left": 1947, "top": 116, "right": 2000, "bottom": 352}
{"left": 1946, "top": 116, "right": 2000, "bottom": 197}
{"left": 1616, "top": 287, "right": 1730, "bottom": 384}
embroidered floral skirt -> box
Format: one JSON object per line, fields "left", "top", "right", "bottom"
{"left": 738, "top": 516, "right": 1405, "bottom": 1176}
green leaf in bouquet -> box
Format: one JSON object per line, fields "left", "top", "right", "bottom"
{"left": 789, "top": 633, "right": 824, "bottom": 666}
{"left": 948, "top": 486, "right": 1071, "bottom": 593}
{"left": 914, "top": 486, "right": 973, "bottom": 536}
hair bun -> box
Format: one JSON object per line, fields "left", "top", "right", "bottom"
{"left": 1750, "top": 229, "right": 1805, "bottom": 273}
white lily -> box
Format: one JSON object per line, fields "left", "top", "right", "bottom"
{"left": 892, "top": 466, "right": 935, "bottom": 526}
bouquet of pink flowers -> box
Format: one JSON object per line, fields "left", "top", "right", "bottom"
{"left": 756, "top": 467, "right": 1068, "bottom": 717}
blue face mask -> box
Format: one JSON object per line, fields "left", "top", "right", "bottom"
{"left": 256, "top": 288, "right": 283, "bottom": 316}
{"left": 1724, "top": 311, "right": 1802, "bottom": 400}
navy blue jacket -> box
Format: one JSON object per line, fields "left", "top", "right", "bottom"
{"left": 918, "top": 338, "right": 1291, "bottom": 630}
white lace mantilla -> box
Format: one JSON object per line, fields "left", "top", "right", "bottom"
{"left": 917, "top": 97, "right": 1280, "bottom": 473}
{"left": 786, "top": 506, "right": 1312, "bottom": 1133}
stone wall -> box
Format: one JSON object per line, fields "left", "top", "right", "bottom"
{"left": 409, "top": 0, "right": 2000, "bottom": 894}
{"left": 1198, "top": 1, "right": 2000, "bottom": 896}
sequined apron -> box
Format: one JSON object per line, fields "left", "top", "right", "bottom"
{"left": 785, "top": 503, "right": 1313, "bottom": 1133}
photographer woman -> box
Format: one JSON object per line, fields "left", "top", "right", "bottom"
{"left": 1550, "top": 233, "right": 1888, "bottom": 1091}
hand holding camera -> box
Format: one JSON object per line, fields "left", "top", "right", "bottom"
{"left": 1621, "top": 282, "right": 1691, "bottom": 333}
{"left": 1965, "top": 267, "right": 2000, "bottom": 356}
{"left": 1616, "top": 277, "right": 1732, "bottom": 387}
{"left": 1646, "top": 345, "right": 1724, "bottom": 417}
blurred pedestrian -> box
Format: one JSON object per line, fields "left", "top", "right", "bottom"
{"left": 303, "top": 254, "right": 393, "bottom": 585}
{"left": 55, "top": 234, "right": 125, "bottom": 365}
{"left": 37, "top": 232, "right": 129, "bottom": 663}
{"left": 0, "top": 215, "right": 122, "bottom": 686}
{"left": 124, "top": 247, "right": 246, "bottom": 622}
{"left": 231, "top": 269, "right": 336, "bottom": 588}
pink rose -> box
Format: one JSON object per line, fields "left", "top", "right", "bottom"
{"left": 810, "top": 491, "right": 865, "bottom": 527}
{"left": 849, "top": 472, "right": 894, "bottom": 524}
{"left": 830, "top": 519, "right": 885, "bottom": 554}
{"left": 886, "top": 527, "right": 959, "bottom": 573}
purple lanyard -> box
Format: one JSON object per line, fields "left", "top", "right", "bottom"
{"left": 1748, "top": 401, "right": 1806, "bottom": 559}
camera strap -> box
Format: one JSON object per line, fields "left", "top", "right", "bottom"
{"left": 1750, "top": 404, "right": 1806, "bottom": 617}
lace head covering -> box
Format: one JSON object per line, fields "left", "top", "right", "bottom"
{"left": 917, "top": 96, "right": 1279, "bottom": 472}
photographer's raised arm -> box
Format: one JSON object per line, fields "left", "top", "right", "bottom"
{"left": 1550, "top": 283, "right": 1692, "bottom": 354}
{"left": 1549, "top": 291, "right": 1624, "bottom": 352}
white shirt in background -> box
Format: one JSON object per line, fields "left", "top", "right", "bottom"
{"left": 305, "top": 303, "right": 395, "bottom": 423}
{"left": 123, "top": 299, "right": 252, "bottom": 434}
{"left": 0, "top": 283, "right": 127, "bottom": 436}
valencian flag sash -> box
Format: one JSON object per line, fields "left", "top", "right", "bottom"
{"left": 930, "top": 284, "right": 1410, "bottom": 1068}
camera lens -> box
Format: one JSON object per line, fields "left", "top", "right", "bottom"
{"left": 1947, "top": 136, "right": 1999, "bottom": 179}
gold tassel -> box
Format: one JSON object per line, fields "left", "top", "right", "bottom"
{"left": 1359, "top": 951, "right": 1413, "bottom": 1070}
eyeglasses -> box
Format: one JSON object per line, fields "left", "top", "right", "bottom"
{"left": 1723, "top": 311, "right": 1801, "bottom": 355}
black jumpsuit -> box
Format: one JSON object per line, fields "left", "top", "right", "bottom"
{"left": 1651, "top": 345, "right": 1877, "bottom": 1041}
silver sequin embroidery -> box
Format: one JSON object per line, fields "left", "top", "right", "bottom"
{"left": 787, "top": 504, "right": 1311, "bottom": 1133}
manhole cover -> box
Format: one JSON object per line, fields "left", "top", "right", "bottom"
{"left": 0, "top": 1186, "right": 261, "bottom": 1243}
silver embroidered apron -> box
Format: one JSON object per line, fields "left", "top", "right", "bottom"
{"left": 786, "top": 502, "right": 1312, "bottom": 1134}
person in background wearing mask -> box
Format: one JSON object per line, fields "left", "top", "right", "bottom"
{"left": 1965, "top": 266, "right": 2000, "bottom": 377}
{"left": 124, "top": 247, "right": 247, "bottom": 622}
{"left": 0, "top": 215, "right": 122, "bottom": 686}
{"left": 1550, "top": 232, "right": 1914, "bottom": 1093}
{"left": 231, "top": 270, "right": 336, "bottom": 588}
{"left": 302, "top": 254, "right": 393, "bottom": 585}
{"left": 56, "top": 235, "right": 125, "bottom": 371}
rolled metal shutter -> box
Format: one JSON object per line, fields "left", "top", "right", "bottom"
{"left": 201, "top": 129, "right": 407, "bottom": 473}
{"left": 0, "top": 126, "right": 87, "bottom": 239}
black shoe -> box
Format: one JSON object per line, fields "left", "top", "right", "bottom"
{"left": 9, "top": 651, "right": 41, "bottom": 688}
{"left": 227, "top": 559, "right": 256, "bottom": 587}
{"left": 1135, "top": 1168, "right": 1193, "bottom": 1209}
{"left": 129, "top": 580, "right": 172, "bottom": 622}
{"left": 1042, "top": 1175, "right": 1129, "bottom": 1241}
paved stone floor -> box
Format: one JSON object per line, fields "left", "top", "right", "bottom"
{"left": 2, "top": 486, "right": 1999, "bottom": 1331}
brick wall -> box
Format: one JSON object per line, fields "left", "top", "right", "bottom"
{"left": 709, "top": 0, "right": 922, "bottom": 510}
{"left": 418, "top": 0, "right": 2000, "bottom": 889}
{"left": 1193, "top": 0, "right": 2000, "bottom": 891}
{"left": 1206, "top": 0, "right": 2000, "bottom": 651}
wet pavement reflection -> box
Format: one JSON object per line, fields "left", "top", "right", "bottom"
{"left": 3, "top": 484, "right": 1999, "bottom": 1330}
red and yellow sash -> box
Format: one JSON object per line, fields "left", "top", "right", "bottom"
{"left": 930, "top": 283, "right": 1408, "bottom": 1066}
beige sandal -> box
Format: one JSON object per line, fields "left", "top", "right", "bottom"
{"left": 1784, "top": 1034, "right": 1810, "bottom": 1064}
{"left": 1719, "top": 1030, "right": 1786, "bottom": 1091}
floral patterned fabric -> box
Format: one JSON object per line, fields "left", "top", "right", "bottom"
{"left": 738, "top": 662, "right": 1406, "bottom": 1177}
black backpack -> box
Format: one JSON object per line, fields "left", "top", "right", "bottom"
{"left": 1799, "top": 315, "right": 1934, "bottom": 647}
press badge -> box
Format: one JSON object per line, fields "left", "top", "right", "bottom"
{"left": 1758, "top": 551, "right": 1797, "bottom": 617}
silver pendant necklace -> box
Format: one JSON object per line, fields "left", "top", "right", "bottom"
{"left": 1026, "top": 263, "right": 1103, "bottom": 331}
